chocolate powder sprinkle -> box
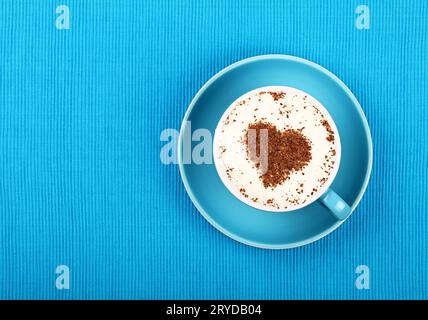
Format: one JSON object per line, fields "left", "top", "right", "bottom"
{"left": 245, "top": 121, "right": 312, "bottom": 188}
{"left": 321, "top": 119, "right": 335, "bottom": 142}
{"left": 268, "top": 91, "right": 286, "bottom": 101}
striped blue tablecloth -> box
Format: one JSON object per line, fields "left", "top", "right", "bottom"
{"left": 0, "top": 0, "right": 427, "bottom": 299}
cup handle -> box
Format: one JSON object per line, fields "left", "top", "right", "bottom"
{"left": 319, "top": 188, "right": 352, "bottom": 220}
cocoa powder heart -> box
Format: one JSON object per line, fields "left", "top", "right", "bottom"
{"left": 245, "top": 121, "right": 312, "bottom": 188}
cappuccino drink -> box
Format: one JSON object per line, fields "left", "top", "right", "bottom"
{"left": 213, "top": 86, "right": 340, "bottom": 211}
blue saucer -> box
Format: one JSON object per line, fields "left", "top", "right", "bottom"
{"left": 179, "top": 55, "right": 373, "bottom": 249}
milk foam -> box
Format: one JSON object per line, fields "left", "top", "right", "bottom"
{"left": 214, "top": 86, "right": 340, "bottom": 211}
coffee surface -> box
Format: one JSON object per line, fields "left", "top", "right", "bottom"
{"left": 215, "top": 87, "right": 338, "bottom": 210}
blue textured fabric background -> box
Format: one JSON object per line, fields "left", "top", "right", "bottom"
{"left": 0, "top": 0, "right": 427, "bottom": 299}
